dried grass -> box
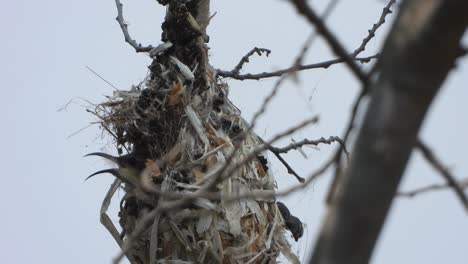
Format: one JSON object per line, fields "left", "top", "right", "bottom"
{"left": 88, "top": 18, "right": 299, "bottom": 264}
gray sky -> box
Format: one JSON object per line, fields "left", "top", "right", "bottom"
{"left": 2, "top": 0, "right": 467, "bottom": 263}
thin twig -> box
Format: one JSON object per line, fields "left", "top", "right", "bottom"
{"left": 67, "top": 123, "right": 95, "bottom": 139}
{"left": 416, "top": 140, "right": 468, "bottom": 212}
{"left": 290, "top": 0, "right": 368, "bottom": 84}
{"left": 218, "top": 117, "right": 319, "bottom": 184}
{"left": 272, "top": 152, "right": 304, "bottom": 182}
{"left": 398, "top": 178, "right": 468, "bottom": 198}
{"left": 114, "top": 0, "right": 153, "bottom": 52}
{"left": 258, "top": 135, "right": 305, "bottom": 183}
{"left": 262, "top": 136, "right": 345, "bottom": 183}
{"left": 270, "top": 136, "right": 347, "bottom": 155}
{"left": 85, "top": 65, "right": 119, "bottom": 90}
{"left": 57, "top": 99, "right": 74, "bottom": 112}
{"left": 352, "top": 0, "right": 396, "bottom": 57}
{"left": 217, "top": 54, "right": 378, "bottom": 80}
{"left": 232, "top": 47, "right": 271, "bottom": 74}
{"left": 210, "top": 116, "right": 319, "bottom": 190}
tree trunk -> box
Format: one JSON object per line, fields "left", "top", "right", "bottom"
{"left": 311, "top": 1, "right": 468, "bottom": 263}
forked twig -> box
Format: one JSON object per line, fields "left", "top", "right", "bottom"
{"left": 263, "top": 136, "right": 346, "bottom": 183}
{"left": 232, "top": 47, "right": 271, "bottom": 74}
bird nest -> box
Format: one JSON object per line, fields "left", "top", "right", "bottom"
{"left": 90, "top": 61, "right": 300, "bottom": 263}
{"left": 86, "top": 2, "right": 300, "bottom": 263}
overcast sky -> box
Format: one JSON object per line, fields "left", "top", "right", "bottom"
{"left": 2, "top": 0, "right": 468, "bottom": 263}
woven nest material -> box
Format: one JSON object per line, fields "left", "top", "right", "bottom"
{"left": 88, "top": 2, "right": 300, "bottom": 263}
{"left": 92, "top": 62, "right": 300, "bottom": 263}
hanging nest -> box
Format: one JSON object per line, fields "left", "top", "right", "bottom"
{"left": 88, "top": 1, "right": 300, "bottom": 263}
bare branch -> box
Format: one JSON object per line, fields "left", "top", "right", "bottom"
{"left": 270, "top": 136, "right": 347, "bottom": 155}
{"left": 257, "top": 136, "right": 305, "bottom": 183}
{"left": 231, "top": 47, "right": 271, "bottom": 74}
{"left": 290, "top": 0, "right": 368, "bottom": 84}
{"left": 398, "top": 178, "right": 468, "bottom": 198}
{"left": 271, "top": 151, "right": 304, "bottom": 183}
{"left": 114, "top": 0, "right": 153, "bottom": 52}
{"left": 217, "top": 54, "right": 378, "bottom": 80}
{"left": 261, "top": 135, "right": 345, "bottom": 184}
{"left": 416, "top": 140, "right": 468, "bottom": 212}
{"left": 352, "top": 0, "right": 397, "bottom": 57}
